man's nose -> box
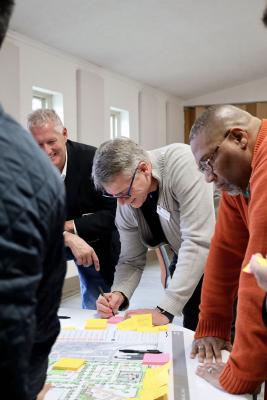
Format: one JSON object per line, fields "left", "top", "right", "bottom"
{"left": 42, "top": 143, "right": 51, "bottom": 155}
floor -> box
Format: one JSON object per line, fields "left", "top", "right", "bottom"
{"left": 61, "top": 252, "right": 183, "bottom": 326}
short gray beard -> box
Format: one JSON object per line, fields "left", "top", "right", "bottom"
{"left": 216, "top": 182, "right": 243, "bottom": 197}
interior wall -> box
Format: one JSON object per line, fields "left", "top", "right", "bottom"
{"left": 4, "top": 32, "right": 183, "bottom": 150}
{"left": 77, "top": 69, "right": 105, "bottom": 146}
{"left": 0, "top": 41, "right": 20, "bottom": 121}
{"left": 184, "top": 75, "right": 267, "bottom": 107}
{"left": 166, "top": 102, "right": 184, "bottom": 144}
{"left": 2, "top": 31, "right": 183, "bottom": 280}
{"left": 18, "top": 39, "right": 78, "bottom": 140}
{"left": 104, "top": 76, "right": 140, "bottom": 143}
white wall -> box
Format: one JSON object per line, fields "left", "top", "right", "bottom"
{"left": 184, "top": 75, "right": 267, "bottom": 106}
{"left": 77, "top": 69, "right": 105, "bottom": 146}
{"left": 139, "top": 88, "right": 183, "bottom": 150}
{"left": 105, "top": 76, "right": 140, "bottom": 143}
{"left": 0, "top": 40, "right": 20, "bottom": 120}
{"left": 1, "top": 31, "right": 183, "bottom": 279}
{"left": 166, "top": 102, "right": 184, "bottom": 144}
{"left": 3, "top": 31, "right": 183, "bottom": 150}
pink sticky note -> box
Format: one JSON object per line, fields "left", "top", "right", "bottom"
{"left": 142, "top": 353, "right": 170, "bottom": 365}
{"left": 108, "top": 315, "right": 125, "bottom": 324}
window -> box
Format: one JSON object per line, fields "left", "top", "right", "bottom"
{"left": 32, "top": 90, "right": 53, "bottom": 111}
{"left": 110, "top": 107, "right": 129, "bottom": 139}
{"left": 32, "top": 87, "right": 64, "bottom": 123}
{"left": 110, "top": 110, "right": 120, "bottom": 139}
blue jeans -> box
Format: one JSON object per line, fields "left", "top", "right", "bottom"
{"left": 65, "top": 248, "right": 110, "bottom": 309}
{"left": 77, "top": 265, "right": 111, "bottom": 309}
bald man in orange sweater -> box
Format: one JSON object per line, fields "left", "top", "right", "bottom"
{"left": 189, "top": 105, "right": 267, "bottom": 396}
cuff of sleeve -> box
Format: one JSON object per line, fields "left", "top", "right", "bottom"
{"left": 195, "top": 318, "right": 232, "bottom": 341}
{"left": 156, "top": 306, "right": 174, "bottom": 323}
{"left": 112, "top": 291, "right": 129, "bottom": 311}
{"left": 219, "top": 362, "right": 260, "bottom": 394}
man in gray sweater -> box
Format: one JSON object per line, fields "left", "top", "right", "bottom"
{"left": 92, "top": 138, "right": 215, "bottom": 328}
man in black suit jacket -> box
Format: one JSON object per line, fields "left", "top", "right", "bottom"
{"left": 28, "top": 109, "right": 120, "bottom": 309}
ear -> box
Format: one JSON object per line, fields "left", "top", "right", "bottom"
{"left": 139, "top": 161, "right": 151, "bottom": 175}
{"left": 62, "top": 127, "right": 68, "bottom": 142}
{"left": 230, "top": 128, "right": 248, "bottom": 150}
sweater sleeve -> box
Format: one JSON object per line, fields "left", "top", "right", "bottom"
{"left": 218, "top": 143, "right": 267, "bottom": 394}
{"left": 158, "top": 148, "right": 216, "bottom": 315}
{"left": 195, "top": 192, "right": 249, "bottom": 341}
{"left": 111, "top": 205, "right": 147, "bottom": 304}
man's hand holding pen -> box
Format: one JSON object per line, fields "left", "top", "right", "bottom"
{"left": 96, "top": 291, "right": 124, "bottom": 318}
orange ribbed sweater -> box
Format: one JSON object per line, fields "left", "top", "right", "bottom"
{"left": 195, "top": 120, "right": 267, "bottom": 394}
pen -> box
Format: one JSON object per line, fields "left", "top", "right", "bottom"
{"left": 58, "top": 315, "right": 71, "bottom": 319}
{"left": 98, "top": 286, "right": 115, "bottom": 316}
{"left": 119, "top": 349, "right": 162, "bottom": 354}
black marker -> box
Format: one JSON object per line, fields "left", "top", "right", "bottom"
{"left": 119, "top": 349, "right": 162, "bottom": 354}
{"left": 58, "top": 315, "right": 71, "bottom": 319}
{"left": 98, "top": 286, "right": 115, "bottom": 316}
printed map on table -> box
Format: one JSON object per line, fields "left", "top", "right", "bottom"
{"left": 45, "top": 328, "right": 168, "bottom": 400}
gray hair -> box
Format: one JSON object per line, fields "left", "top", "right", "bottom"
{"left": 92, "top": 137, "right": 150, "bottom": 191}
{"left": 189, "top": 104, "right": 251, "bottom": 142}
{"left": 27, "top": 109, "right": 64, "bottom": 134}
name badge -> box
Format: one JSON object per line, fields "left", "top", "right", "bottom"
{"left": 157, "top": 205, "right": 170, "bottom": 221}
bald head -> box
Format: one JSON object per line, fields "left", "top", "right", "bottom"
{"left": 189, "top": 104, "right": 263, "bottom": 196}
{"left": 189, "top": 105, "right": 252, "bottom": 143}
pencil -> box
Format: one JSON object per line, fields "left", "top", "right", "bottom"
{"left": 98, "top": 286, "right": 115, "bottom": 316}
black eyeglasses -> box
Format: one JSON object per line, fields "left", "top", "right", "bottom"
{"left": 198, "top": 129, "right": 231, "bottom": 175}
{"left": 102, "top": 166, "right": 139, "bottom": 199}
{"left": 198, "top": 146, "right": 220, "bottom": 175}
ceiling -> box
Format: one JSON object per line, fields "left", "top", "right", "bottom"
{"left": 9, "top": 0, "right": 267, "bottom": 100}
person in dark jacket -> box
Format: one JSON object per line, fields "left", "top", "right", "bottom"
{"left": 28, "top": 109, "right": 120, "bottom": 309}
{"left": 0, "top": 3, "right": 66, "bottom": 399}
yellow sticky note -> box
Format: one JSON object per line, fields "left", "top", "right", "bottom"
{"left": 84, "top": 319, "right": 107, "bottom": 330}
{"left": 130, "top": 314, "right": 153, "bottom": 328}
{"left": 134, "top": 325, "right": 169, "bottom": 333}
{"left": 157, "top": 324, "right": 169, "bottom": 331}
{"left": 243, "top": 255, "right": 267, "bottom": 273}
{"left": 139, "top": 385, "right": 168, "bottom": 400}
{"left": 143, "top": 368, "right": 169, "bottom": 389}
{"left": 52, "top": 357, "right": 86, "bottom": 371}
{"left": 243, "top": 263, "right": 250, "bottom": 273}
{"left": 137, "top": 326, "right": 160, "bottom": 333}
{"left": 258, "top": 256, "right": 267, "bottom": 267}
{"left": 116, "top": 318, "right": 137, "bottom": 331}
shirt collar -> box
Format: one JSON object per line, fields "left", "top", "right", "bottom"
{"left": 61, "top": 149, "right": 68, "bottom": 181}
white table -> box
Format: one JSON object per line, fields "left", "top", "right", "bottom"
{"left": 53, "top": 307, "right": 252, "bottom": 400}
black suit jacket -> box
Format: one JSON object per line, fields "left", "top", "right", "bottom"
{"left": 65, "top": 140, "right": 120, "bottom": 285}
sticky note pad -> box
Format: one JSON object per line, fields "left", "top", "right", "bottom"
{"left": 130, "top": 313, "right": 153, "bottom": 328}
{"left": 138, "top": 325, "right": 169, "bottom": 333}
{"left": 243, "top": 263, "right": 250, "bottom": 273}
{"left": 141, "top": 386, "right": 168, "bottom": 400}
{"left": 108, "top": 315, "right": 125, "bottom": 324}
{"left": 53, "top": 357, "right": 86, "bottom": 371}
{"left": 143, "top": 353, "right": 170, "bottom": 365}
{"left": 243, "top": 255, "right": 267, "bottom": 273}
{"left": 116, "top": 318, "right": 137, "bottom": 331}
{"left": 84, "top": 319, "right": 107, "bottom": 330}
